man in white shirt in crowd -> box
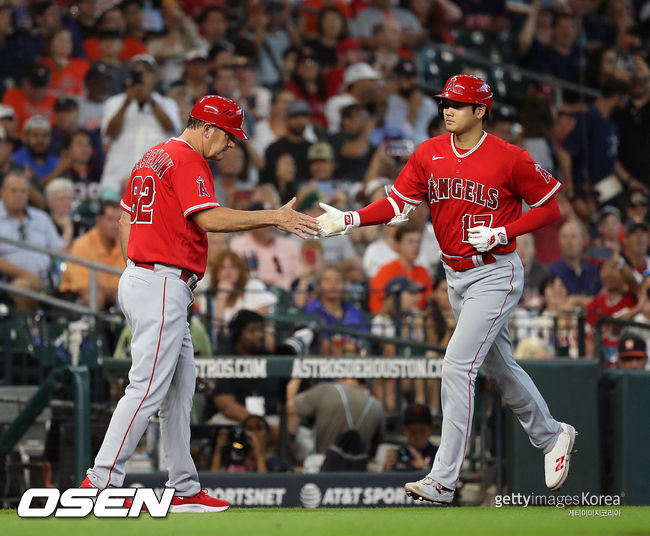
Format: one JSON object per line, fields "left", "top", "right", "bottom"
{"left": 99, "top": 54, "right": 181, "bottom": 197}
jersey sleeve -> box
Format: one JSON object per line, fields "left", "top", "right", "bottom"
{"left": 170, "top": 159, "right": 220, "bottom": 218}
{"left": 391, "top": 147, "right": 428, "bottom": 206}
{"left": 510, "top": 149, "right": 562, "bottom": 208}
{"left": 120, "top": 182, "right": 132, "bottom": 214}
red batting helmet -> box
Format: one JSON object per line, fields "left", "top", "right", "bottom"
{"left": 190, "top": 95, "right": 249, "bottom": 139}
{"left": 434, "top": 74, "right": 494, "bottom": 115}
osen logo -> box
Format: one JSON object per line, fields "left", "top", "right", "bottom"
{"left": 299, "top": 483, "right": 322, "bottom": 508}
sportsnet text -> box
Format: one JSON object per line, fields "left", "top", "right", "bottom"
{"left": 17, "top": 488, "right": 175, "bottom": 517}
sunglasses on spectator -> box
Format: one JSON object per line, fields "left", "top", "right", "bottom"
{"left": 630, "top": 198, "right": 648, "bottom": 207}
{"left": 18, "top": 223, "right": 26, "bottom": 241}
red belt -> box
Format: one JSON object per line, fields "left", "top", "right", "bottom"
{"left": 134, "top": 262, "right": 195, "bottom": 283}
{"left": 441, "top": 254, "right": 496, "bottom": 272}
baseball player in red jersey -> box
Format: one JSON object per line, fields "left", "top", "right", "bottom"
{"left": 318, "top": 75, "right": 577, "bottom": 504}
{"left": 80, "top": 95, "right": 320, "bottom": 512}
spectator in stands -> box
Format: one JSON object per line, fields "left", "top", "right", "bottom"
{"left": 428, "top": 277, "right": 456, "bottom": 349}
{"left": 622, "top": 220, "right": 650, "bottom": 283}
{"left": 230, "top": 203, "right": 301, "bottom": 291}
{"left": 370, "top": 18, "right": 403, "bottom": 79}
{"left": 304, "top": 142, "right": 338, "bottom": 196}
{"left": 0, "top": 105, "right": 19, "bottom": 152}
{"left": 174, "top": 49, "right": 212, "bottom": 102}
{"left": 329, "top": 103, "right": 375, "bottom": 181}
{"left": 49, "top": 97, "right": 80, "bottom": 156}
{"left": 0, "top": 169, "right": 64, "bottom": 311}
{"left": 57, "top": 130, "right": 103, "bottom": 204}
{"left": 325, "top": 62, "right": 382, "bottom": 134}
{"left": 563, "top": 75, "right": 639, "bottom": 198}
{"left": 12, "top": 116, "right": 59, "bottom": 183}
{"left": 384, "top": 59, "right": 437, "bottom": 146}
{"left": 352, "top": 0, "right": 423, "bottom": 49}
{"left": 42, "top": 28, "right": 89, "bottom": 98}
{"left": 212, "top": 143, "right": 249, "bottom": 208}
{"left": 304, "top": 6, "right": 347, "bottom": 73}
{"left": 407, "top": 0, "right": 463, "bottom": 44}
{"left": 242, "top": 1, "right": 292, "bottom": 89}
{"left": 0, "top": 4, "right": 32, "bottom": 92}
{"left": 92, "top": 29, "right": 129, "bottom": 97}
{"left": 585, "top": 255, "right": 640, "bottom": 364}
{"left": 211, "top": 414, "right": 281, "bottom": 472}
{"left": 2, "top": 61, "right": 56, "bottom": 134}
{"left": 593, "top": 205, "right": 623, "bottom": 254}
{"left": 262, "top": 99, "right": 312, "bottom": 184}
{"left": 324, "top": 38, "right": 367, "bottom": 97}
{"left": 24, "top": 0, "right": 84, "bottom": 60}
{"left": 208, "top": 249, "right": 277, "bottom": 332}
{"left": 616, "top": 333, "right": 649, "bottom": 370}
{"left": 304, "top": 265, "right": 368, "bottom": 355}
{"left": 550, "top": 219, "right": 601, "bottom": 306}
{"left": 83, "top": 5, "right": 147, "bottom": 62}
{"left": 0, "top": 126, "right": 13, "bottom": 178}
{"left": 79, "top": 65, "right": 112, "bottom": 134}
{"left": 147, "top": 0, "right": 206, "bottom": 86}
{"left": 288, "top": 377, "right": 384, "bottom": 458}
{"left": 614, "top": 55, "right": 650, "bottom": 188}
{"left": 212, "top": 64, "right": 238, "bottom": 101}
{"left": 520, "top": 9, "right": 581, "bottom": 82}
{"left": 371, "top": 276, "right": 427, "bottom": 412}
{"left": 197, "top": 6, "right": 231, "bottom": 51}
{"left": 122, "top": 0, "right": 147, "bottom": 45}
{"left": 284, "top": 45, "right": 328, "bottom": 129}
{"left": 520, "top": 97, "right": 561, "bottom": 181}
{"left": 624, "top": 188, "right": 648, "bottom": 225}
{"left": 59, "top": 200, "right": 125, "bottom": 309}
{"left": 454, "top": 0, "right": 508, "bottom": 33}
{"left": 292, "top": 239, "right": 325, "bottom": 309}
{"left": 369, "top": 223, "right": 433, "bottom": 314}
{"left": 43, "top": 178, "right": 75, "bottom": 248}
{"left": 212, "top": 310, "right": 282, "bottom": 422}
{"left": 100, "top": 54, "right": 181, "bottom": 198}
{"left": 234, "top": 55, "right": 272, "bottom": 123}
{"left": 383, "top": 403, "right": 438, "bottom": 471}
{"left": 252, "top": 88, "right": 295, "bottom": 159}
{"left": 517, "top": 233, "right": 551, "bottom": 309}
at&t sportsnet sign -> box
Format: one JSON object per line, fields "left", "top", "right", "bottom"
{"left": 124, "top": 473, "right": 431, "bottom": 507}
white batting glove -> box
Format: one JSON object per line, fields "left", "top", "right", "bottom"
{"left": 316, "top": 202, "right": 358, "bottom": 237}
{"left": 468, "top": 226, "right": 508, "bottom": 252}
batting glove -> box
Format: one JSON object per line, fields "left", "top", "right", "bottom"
{"left": 316, "top": 202, "right": 358, "bottom": 237}
{"left": 468, "top": 226, "right": 508, "bottom": 252}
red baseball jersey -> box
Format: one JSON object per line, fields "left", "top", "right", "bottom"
{"left": 120, "top": 137, "right": 219, "bottom": 278}
{"left": 392, "top": 132, "right": 562, "bottom": 257}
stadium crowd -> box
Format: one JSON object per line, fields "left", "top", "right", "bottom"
{"left": 1, "top": 0, "right": 650, "bottom": 476}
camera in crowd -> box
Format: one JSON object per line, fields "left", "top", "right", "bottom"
{"left": 221, "top": 426, "right": 250, "bottom": 468}
{"left": 275, "top": 325, "right": 316, "bottom": 356}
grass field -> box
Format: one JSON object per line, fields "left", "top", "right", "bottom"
{"left": 2, "top": 507, "right": 650, "bottom": 536}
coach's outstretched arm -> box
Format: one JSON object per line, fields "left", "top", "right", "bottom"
{"left": 192, "top": 197, "right": 321, "bottom": 240}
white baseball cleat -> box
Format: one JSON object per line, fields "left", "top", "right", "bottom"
{"left": 404, "top": 476, "right": 454, "bottom": 505}
{"left": 545, "top": 422, "right": 577, "bottom": 491}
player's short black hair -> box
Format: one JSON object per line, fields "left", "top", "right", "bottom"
{"left": 186, "top": 116, "right": 205, "bottom": 130}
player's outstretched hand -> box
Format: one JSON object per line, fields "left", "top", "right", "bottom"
{"left": 275, "top": 197, "right": 322, "bottom": 240}
{"left": 316, "top": 202, "right": 355, "bottom": 238}
{"left": 468, "top": 226, "right": 508, "bottom": 252}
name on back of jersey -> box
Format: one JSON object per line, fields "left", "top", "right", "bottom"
{"left": 132, "top": 147, "right": 175, "bottom": 179}
{"left": 427, "top": 174, "right": 499, "bottom": 209}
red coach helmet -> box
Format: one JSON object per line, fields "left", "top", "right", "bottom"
{"left": 190, "top": 95, "right": 249, "bottom": 139}
{"left": 434, "top": 74, "right": 494, "bottom": 115}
